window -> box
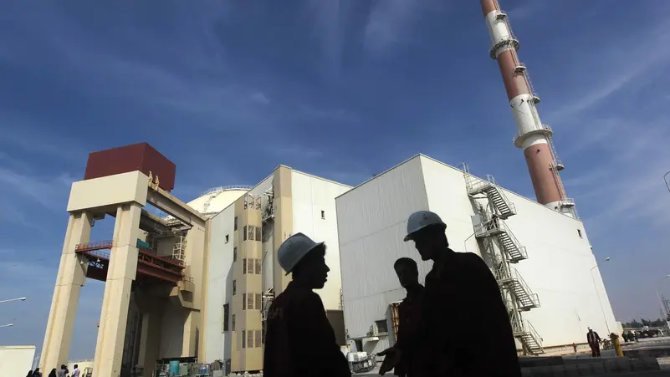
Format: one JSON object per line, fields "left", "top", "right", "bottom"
{"left": 223, "top": 304, "right": 229, "bottom": 332}
{"left": 255, "top": 330, "right": 262, "bottom": 348}
{"left": 243, "top": 226, "right": 247, "bottom": 241}
{"left": 321, "top": 210, "right": 325, "bottom": 219}
{"left": 376, "top": 319, "right": 388, "bottom": 334}
{"left": 234, "top": 216, "right": 238, "bottom": 231}
{"left": 232, "top": 314, "right": 236, "bottom": 331}
{"left": 577, "top": 229, "right": 583, "bottom": 238}
{"left": 225, "top": 234, "right": 229, "bottom": 243}
{"left": 233, "top": 247, "right": 237, "bottom": 262}
{"left": 248, "top": 258, "right": 255, "bottom": 274}
{"left": 255, "top": 259, "right": 261, "bottom": 274}
{"left": 242, "top": 294, "right": 246, "bottom": 310}
{"left": 255, "top": 226, "right": 261, "bottom": 241}
{"left": 232, "top": 280, "right": 236, "bottom": 295}
{"left": 247, "top": 330, "right": 254, "bottom": 348}
{"left": 247, "top": 292, "right": 254, "bottom": 309}
{"left": 242, "top": 330, "right": 246, "bottom": 348}
{"left": 255, "top": 293, "right": 261, "bottom": 310}
{"left": 248, "top": 226, "right": 255, "bottom": 241}
{"left": 243, "top": 258, "right": 247, "bottom": 274}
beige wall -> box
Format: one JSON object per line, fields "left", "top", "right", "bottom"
{"left": 67, "top": 171, "right": 149, "bottom": 212}
{"left": 230, "top": 195, "right": 264, "bottom": 372}
{"left": 272, "top": 167, "right": 293, "bottom": 294}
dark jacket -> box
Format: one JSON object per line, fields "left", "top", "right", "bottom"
{"left": 587, "top": 331, "right": 601, "bottom": 345}
{"left": 263, "top": 281, "right": 350, "bottom": 377}
{"left": 395, "top": 286, "right": 425, "bottom": 377}
{"left": 418, "top": 249, "right": 521, "bottom": 377}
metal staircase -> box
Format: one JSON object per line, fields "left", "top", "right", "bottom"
{"left": 496, "top": 265, "right": 539, "bottom": 311}
{"left": 474, "top": 219, "right": 527, "bottom": 263}
{"left": 467, "top": 176, "right": 516, "bottom": 219}
{"left": 513, "top": 319, "right": 543, "bottom": 355}
{"left": 464, "top": 166, "right": 544, "bottom": 355}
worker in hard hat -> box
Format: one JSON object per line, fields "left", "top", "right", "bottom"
{"left": 379, "top": 257, "right": 425, "bottom": 377}
{"left": 263, "top": 233, "right": 351, "bottom": 377}
{"left": 383, "top": 210, "right": 521, "bottom": 377}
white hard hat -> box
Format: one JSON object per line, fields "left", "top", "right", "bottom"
{"left": 278, "top": 233, "right": 324, "bottom": 274}
{"left": 404, "top": 210, "right": 446, "bottom": 241}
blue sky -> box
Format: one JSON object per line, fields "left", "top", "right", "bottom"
{"left": 1, "top": 0, "right": 669, "bottom": 360}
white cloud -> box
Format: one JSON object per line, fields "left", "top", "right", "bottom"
{"left": 307, "top": 0, "right": 344, "bottom": 77}
{"left": 250, "top": 91, "right": 270, "bottom": 105}
{"left": 547, "top": 24, "right": 670, "bottom": 123}
{"left": 364, "top": 0, "right": 420, "bottom": 56}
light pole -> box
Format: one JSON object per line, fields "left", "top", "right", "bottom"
{"left": 0, "top": 297, "right": 27, "bottom": 304}
{"left": 590, "top": 257, "right": 611, "bottom": 334}
{"left": 0, "top": 323, "right": 14, "bottom": 328}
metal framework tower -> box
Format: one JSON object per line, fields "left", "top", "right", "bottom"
{"left": 480, "top": 0, "right": 576, "bottom": 218}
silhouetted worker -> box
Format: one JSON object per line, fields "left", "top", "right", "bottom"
{"left": 48, "top": 369, "right": 57, "bottom": 377}
{"left": 264, "top": 233, "right": 350, "bottom": 377}
{"left": 587, "top": 328, "right": 601, "bottom": 357}
{"left": 33, "top": 368, "right": 42, "bottom": 377}
{"left": 388, "top": 210, "right": 521, "bottom": 376}
{"left": 379, "top": 258, "right": 425, "bottom": 377}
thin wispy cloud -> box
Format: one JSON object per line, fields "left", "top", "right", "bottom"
{"left": 0, "top": 0, "right": 668, "bottom": 357}
{"left": 547, "top": 23, "right": 670, "bottom": 123}
{"left": 364, "top": 0, "right": 420, "bottom": 56}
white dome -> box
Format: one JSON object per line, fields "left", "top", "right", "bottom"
{"left": 188, "top": 186, "right": 250, "bottom": 216}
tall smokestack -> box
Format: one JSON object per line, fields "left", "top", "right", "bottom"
{"left": 480, "top": 0, "right": 575, "bottom": 217}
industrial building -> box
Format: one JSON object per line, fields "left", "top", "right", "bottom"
{"left": 40, "top": 144, "right": 350, "bottom": 377}
{"left": 38, "top": 0, "right": 621, "bottom": 374}
{"left": 336, "top": 0, "right": 620, "bottom": 357}
{"left": 195, "top": 166, "right": 350, "bottom": 372}
{"left": 336, "top": 154, "right": 618, "bottom": 355}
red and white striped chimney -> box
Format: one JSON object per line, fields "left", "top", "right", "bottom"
{"left": 481, "top": 0, "right": 575, "bottom": 216}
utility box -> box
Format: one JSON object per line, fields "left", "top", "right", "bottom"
{"left": 84, "top": 142, "right": 176, "bottom": 191}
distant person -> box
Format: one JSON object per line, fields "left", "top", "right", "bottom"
{"left": 57, "top": 365, "right": 67, "bottom": 377}
{"left": 48, "top": 369, "right": 57, "bottom": 377}
{"left": 379, "top": 258, "right": 425, "bottom": 377}
{"left": 33, "top": 368, "right": 42, "bottom": 377}
{"left": 263, "top": 233, "right": 350, "bottom": 377}
{"left": 383, "top": 211, "right": 521, "bottom": 376}
{"left": 587, "top": 328, "right": 602, "bottom": 357}
{"left": 72, "top": 364, "right": 80, "bottom": 377}
{"left": 26, "top": 370, "right": 33, "bottom": 377}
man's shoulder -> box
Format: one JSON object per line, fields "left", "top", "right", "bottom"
{"left": 453, "top": 251, "right": 487, "bottom": 268}
{"left": 273, "top": 285, "right": 322, "bottom": 308}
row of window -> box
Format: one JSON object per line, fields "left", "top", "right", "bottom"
{"left": 241, "top": 329, "right": 263, "bottom": 349}
{"left": 242, "top": 293, "right": 262, "bottom": 311}
{"left": 243, "top": 258, "right": 261, "bottom": 274}
{"left": 243, "top": 225, "right": 262, "bottom": 241}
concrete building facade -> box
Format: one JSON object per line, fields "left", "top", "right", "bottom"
{"left": 336, "top": 155, "right": 618, "bottom": 355}
{"left": 40, "top": 144, "right": 351, "bottom": 376}
{"left": 199, "top": 166, "right": 351, "bottom": 373}
{"left": 40, "top": 144, "right": 620, "bottom": 375}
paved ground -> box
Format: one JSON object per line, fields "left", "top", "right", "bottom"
{"left": 354, "top": 337, "right": 670, "bottom": 376}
